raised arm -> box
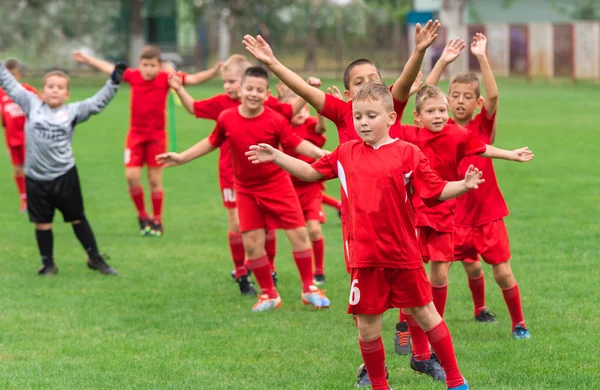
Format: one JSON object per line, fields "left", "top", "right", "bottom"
{"left": 184, "top": 61, "right": 223, "bottom": 86}
{"left": 480, "top": 145, "right": 534, "bottom": 162}
{"left": 156, "top": 138, "right": 216, "bottom": 167}
{"left": 391, "top": 20, "right": 440, "bottom": 102}
{"left": 72, "top": 79, "right": 119, "bottom": 124}
{"left": 0, "top": 63, "right": 39, "bottom": 115}
{"left": 168, "top": 73, "right": 195, "bottom": 115}
{"left": 439, "top": 165, "right": 484, "bottom": 200}
{"left": 72, "top": 52, "right": 115, "bottom": 75}
{"left": 243, "top": 35, "right": 326, "bottom": 112}
{"left": 246, "top": 143, "right": 325, "bottom": 182}
{"left": 425, "top": 38, "right": 466, "bottom": 86}
{"left": 471, "top": 33, "right": 499, "bottom": 121}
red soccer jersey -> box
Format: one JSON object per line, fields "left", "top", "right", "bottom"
{"left": 0, "top": 84, "right": 37, "bottom": 147}
{"left": 311, "top": 139, "right": 447, "bottom": 269}
{"left": 282, "top": 116, "right": 326, "bottom": 186}
{"left": 123, "top": 69, "right": 171, "bottom": 136}
{"left": 451, "top": 107, "right": 509, "bottom": 227}
{"left": 400, "top": 123, "right": 487, "bottom": 232}
{"left": 209, "top": 107, "right": 303, "bottom": 193}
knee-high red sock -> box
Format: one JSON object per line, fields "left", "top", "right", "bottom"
{"left": 468, "top": 273, "right": 487, "bottom": 316}
{"left": 128, "top": 186, "right": 149, "bottom": 219}
{"left": 358, "top": 337, "right": 388, "bottom": 390}
{"left": 247, "top": 255, "right": 277, "bottom": 298}
{"left": 312, "top": 238, "right": 325, "bottom": 275}
{"left": 432, "top": 284, "right": 448, "bottom": 318}
{"left": 502, "top": 283, "right": 525, "bottom": 329}
{"left": 151, "top": 190, "right": 164, "bottom": 222}
{"left": 322, "top": 193, "right": 342, "bottom": 211}
{"left": 14, "top": 175, "right": 26, "bottom": 198}
{"left": 426, "top": 320, "right": 464, "bottom": 388}
{"left": 265, "top": 230, "right": 276, "bottom": 271}
{"left": 293, "top": 249, "right": 314, "bottom": 293}
{"left": 405, "top": 313, "right": 431, "bottom": 361}
{"left": 398, "top": 310, "right": 406, "bottom": 323}
{"left": 228, "top": 232, "right": 246, "bottom": 278}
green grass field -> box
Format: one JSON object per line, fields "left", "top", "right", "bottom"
{"left": 1, "top": 78, "right": 599, "bottom": 389}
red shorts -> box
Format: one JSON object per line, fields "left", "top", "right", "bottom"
{"left": 418, "top": 226, "right": 454, "bottom": 262}
{"left": 8, "top": 145, "right": 25, "bottom": 165}
{"left": 295, "top": 183, "right": 325, "bottom": 223}
{"left": 347, "top": 267, "right": 433, "bottom": 315}
{"left": 219, "top": 170, "right": 236, "bottom": 209}
{"left": 236, "top": 188, "right": 306, "bottom": 233}
{"left": 454, "top": 219, "right": 511, "bottom": 265}
{"left": 125, "top": 133, "right": 166, "bottom": 168}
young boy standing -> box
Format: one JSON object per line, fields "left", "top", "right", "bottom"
{"left": 0, "top": 61, "right": 122, "bottom": 275}
{"left": 426, "top": 33, "right": 531, "bottom": 339}
{"left": 0, "top": 59, "right": 37, "bottom": 212}
{"left": 157, "top": 67, "right": 330, "bottom": 312}
{"left": 247, "top": 82, "right": 473, "bottom": 390}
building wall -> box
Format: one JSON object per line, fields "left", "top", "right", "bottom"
{"left": 467, "top": 0, "right": 572, "bottom": 24}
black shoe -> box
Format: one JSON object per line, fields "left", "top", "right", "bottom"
{"left": 355, "top": 364, "right": 389, "bottom": 388}
{"left": 231, "top": 267, "right": 252, "bottom": 280}
{"left": 271, "top": 271, "right": 278, "bottom": 286}
{"left": 150, "top": 220, "right": 163, "bottom": 237}
{"left": 139, "top": 217, "right": 151, "bottom": 236}
{"left": 394, "top": 321, "right": 411, "bottom": 355}
{"left": 313, "top": 274, "right": 326, "bottom": 286}
{"left": 38, "top": 263, "right": 58, "bottom": 275}
{"left": 87, "top": 254, "right": 118, "bottom": 275}
{"left": 475, "top": 309, "right": 497, "bottom": 323}
{"left": 410, "top": 354, "right": 446, "bottom": 382}
{"left": 237, "top": 275, "right": 256, "bottom": 295}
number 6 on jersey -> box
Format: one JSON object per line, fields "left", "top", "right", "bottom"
{"left": 349, "top": 279, "right": 361, "bottom": 305}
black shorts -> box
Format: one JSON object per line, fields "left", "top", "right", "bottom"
{"left": 26, "top": 166, "right": 85, "bottom": 223}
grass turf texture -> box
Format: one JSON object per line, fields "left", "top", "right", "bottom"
{"left": 1, "top": 78, "right": 598, "bottom": 389}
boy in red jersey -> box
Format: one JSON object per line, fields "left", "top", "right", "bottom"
{"left": 426, "top": 33, "right": 531, "bottom": 339}
{"left": 73, "top": 46, "right": 220, "bottom": 237}
{"left": 157, "top": 67, "right": 331, "bottom": 312}
{"left": 0, "top": 59, "right": 37, "bottom": 212}
{"left": 279, "top": 90, "right": 329, "bottom": 285}
{"left": 247, "top": 82, "right": 474, "bottom": 390}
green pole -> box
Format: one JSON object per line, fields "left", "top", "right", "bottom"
{"left": 168, "top": 91, "right": 177, "bottom": 152}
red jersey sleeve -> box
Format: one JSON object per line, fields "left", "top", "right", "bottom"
{"left": 208, "top": 117, "right": 227, "bottom": 148}
{"left": 311, "top": 147, "right": 340, "bottom": 180}
{"left": 390, "top": 85, "right": 408, "bottom": 123}
{"left": 277, "top": 117, "right": 304, "bottom": 151}
{"left": 407, "top": 146, "right": 448, "bottom": 207}
{"left": 478, "top": 105, "right": 497, "bottom": 137}
{"left": 157, "top": 71, "right": 170, "bottom": 88}
{"left": 463, "top": 129, "right": 487, "bottom": 157}
{"left": 123, "top": 68, "right": 135, "bottom": 84}
{"left": 193, "top": 95, "right": 225, "bottom": 120}
{"left": 265, "top": 95, "right": 293, "bottom": 120}
{"left": 318, "top": 93, "right": 346, "bottom": 124}
{"left": 400, "top": 125, "right": 419, "bottom": 144}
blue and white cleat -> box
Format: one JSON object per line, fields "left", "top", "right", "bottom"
{"left": 512, "top": 324, "right": 531, "bottom": 340}
{"left": 301, "top": 285, "right": 331, "bottom": 308}
{"left": 251, "top": 294, "right": 282, "bottom": 312}
{"left": 448, "top": 377, "right": 469, "bottom": 390}
{"left": 355, "top": 364, "right": 390, "bottom": 388}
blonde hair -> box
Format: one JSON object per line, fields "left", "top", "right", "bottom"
{"left": 450, "top": 72, "right": 481, "bottom": 97}
{"left": 222, "top": 54, "right": 252, "bottom": 77}
{"left": 279, "top": 90, "right": 298, "bottom": 103}
{"left": 43, "top": 70, "right": 70, "bottom": 90}
{"left": 352, "top": 82, "right": 393, "bottom": 112}
{"left": 140, "top": 45, "right": 162, "bottom": 61}
{"left": 415, "top": 85, "right": 448, "bottom": 112}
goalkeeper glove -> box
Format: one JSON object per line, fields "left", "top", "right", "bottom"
{"left": 111, "top": 62, "right": 127, "bottom": 84}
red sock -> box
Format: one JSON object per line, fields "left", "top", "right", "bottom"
{"left": 293, "top": 249, "right": 314, "bottom": 293}
{"left": 128, "top": 186, "right": 149, "bottom": 219}
{"left": 405, "top": 313, "right": 431, "bottom": 361}
{"left": 398, "top": 310, "right": 406, "bottom": 323}
{"left": 312, "top": 237, "right": 325, "bottom": 275}
{"left": 322, "top": 193, "right": 342, "bottom": 211}
{"left": 502, "top": 283, "right": 525, "bottom": 329}
{"left": 265, "top": 230, "right": 276, "bottom": 271}
{"left": 358, "top": 337, "right": 388, "bottom": 390}
{"left": 228, "top": 232, "right": 246, "bottom": 278}
{"left": 432, "top": 284, "right": 448, "bottom": 317}
{"left": 14, "top": 175, "right": 26, "bottom": 199}
{"left": 151, "top": 190, "right": 164, "bottom": 223}
{"left": 468, "top": 273, "right": 487, "bottom": 316}
{"left": 247, "top": 255, "right": 277, "bottom": 298}
{"left": 426, "top": 320, "right": 464, "bottom": 388}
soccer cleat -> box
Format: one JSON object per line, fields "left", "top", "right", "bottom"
{"left": 475, "top": 309, "right": 497, "bottom": 323}
{"left": 87, "top": 254, "right": 118, "bottom": 275}
{"left": 448, "top": 378, "right": 469, "bottom": 389}
{"left": 37, "top": 264, "right": 58, "bottom": 275}
{"left": 512, "top": 324, "right": 531, "bottom": 340}
{"left": 410, "top": 354, "right": 446, "bottom": 382}
{"left": 271, "top": 271, "right": 278, "bottom": 286}
{"left": 230, "top": 267, "right": 252, "bottom": 280}
{"left": 150, "top": 220, "right": 163, "bottom": 237}
{"left": 251, "top": 294, "right": 282, "bottom": 312}
{"left": 19, "top": 198, "right": 27, "bottom": 213}
{"left": 313, "top": 274, "right": 326, "bottom": 286}
{"left": 138, "top": 217, "right": 152, "bottom": 236}
{"left": 394, "top": 321, "right": 411, "bottom": 355}
{"left": 236, "top": 275, "right": 257, "bottom": 295}
{"left": 355, "top": 364, "right": 390, "bottom": 388}
{"left": 301, "top": 285, "right": 331, "bottom": 308}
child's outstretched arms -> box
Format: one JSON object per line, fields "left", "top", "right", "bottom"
{"left": 439, "top": 165, "right": 485, "bottom": 200}
{"left": 72, "top": 66, "right": 124, "bottom": 124}
{"left": 168, "top": 73, "right": 195, "bottom": 115}
{"left": 0, "top": 62, "right": 40, "bottom": 115}
{"left": 481, "top": 145, "right": 534, "bottom": 162}
{"left": 156, "top": 138, "right": 216, "bottom": 167}
{"left": 184, "top": 61, "right": 224, "bottom": 85}
{"left": 425, "top": 38, "right": 466, "bottom": 86}
{"left": 246, "top": 143, "right": 325, "bottom": 182}
{"left": 72, "top": 52, "right": 116, "bottom": 75}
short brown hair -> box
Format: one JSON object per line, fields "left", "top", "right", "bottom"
{"left": 279, "top": 90, "right": 298, "bottom": 103}
{"left": 43, "top": 70, "right": 70, "bottom": 90}
{"left": 343, "top": 58, "right": 382, "bottom": 90}
{"left": 415, "top": 85, "right": 448, "bottom": 112}
{"left": 5, "top": 59, "right": 20, "bottom": 72}
{"left": 222, "top": 54, "right": 252, "bottom": 77}
{"left": 450, "top": 72, "right": 481, "bottom": 97}
{"left": 140, "top": 45, "right": 162, "bottom": 61}
{"left": 352, "top": 82, "right": 393, "bottom": 112}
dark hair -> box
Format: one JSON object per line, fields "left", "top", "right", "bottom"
{"left": 5, "top": 59, "right": 20, "bottom": 71}
{"left": 242, "top": 66, "right": 269, "bottom": 83}
{"left": 140, "top": 45, "right": 162, "bottom": 61}
{"left": 343, "top": 58, "right": 381, "bottom": 90}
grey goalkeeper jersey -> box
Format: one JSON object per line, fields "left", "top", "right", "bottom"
{"left": 0, "top": 63, "right": 119, "bottom": 181}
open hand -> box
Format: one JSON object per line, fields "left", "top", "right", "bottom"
{"left": 464, "top": 165, "right": 485, "bottom": 189}
{"left": 72, "top": 51, "right": 89, "bottom": 64}
{"left": 156, "top": 152, "right": 184, "bottom": 167}
{"left": 440, "top": 38, "right": 466, "bottom": 64}
{"left": 246, "top": 143, "right": 278, "bottom": 164}
{"left": 470, "top": 33, "right": 488, "bottom": 59}
{"left": 210, "top": 61, "right": 224, "bottom": 76}
{"left": 414, "top": 20, "right": 441, "bottom": 53}
{"left": 327, "top": 85, "right": 344, "bottom": 100}
{"left": 243, "top": 35, "right": 277, "bottom": 66}
{"left": 168, "top": 73, "right": 183, "bottom": 90}
{"left": 512, "top": 147, "right": 534, "bottom": 162}
{"left": 409, "top": 71, "right": 424, "bottom": 97}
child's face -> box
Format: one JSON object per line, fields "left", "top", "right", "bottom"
{"left": 414, "top": 97, "right": 449, "bottom": 133}
{"left": 345, "top": 64, "right": 382, "bottom": 100}
{"left": 448, "top": 82, "right": 482, "bottom": 122}
{"left": 290, "top": 104, "right": 310, "bottom": 126}
{"left": 221, "top": 69, "right": 242, "bottom": 99}
{"left": 138, "top": 58, "right": 161, "bottom": 81}
{"left": 239, "top": 76, "right": 268, "bottom": 111}
{"left": 42, "top": 76, "right": 70, "bottom": 108}
{"left": 352, "top": 99, "right": 396, "bottom": 145}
